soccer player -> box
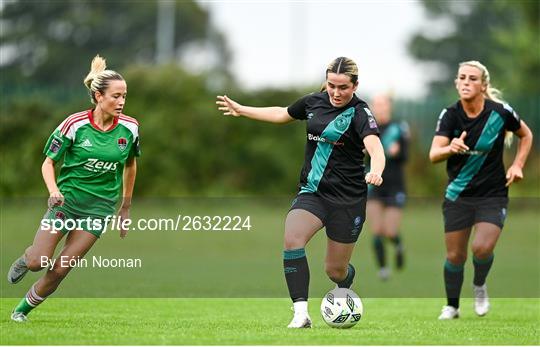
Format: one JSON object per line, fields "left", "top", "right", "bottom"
{"left": 429, "top": 61, "right": 532, "bottom": 319}
{"left": 366, "top": 94, "right": 409, "bottom": 280}
{"left": 216, "top": 57, "right": 385, "bottom": 328}
{"left": 7, "top": 55, "right": 140, "bottom": 322}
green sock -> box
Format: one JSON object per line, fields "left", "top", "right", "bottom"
{"left": 14, "top": 285, "right": 45, "bottom": 315}
{"left": 13, "top": 297, "right": 34, "bottom": 315}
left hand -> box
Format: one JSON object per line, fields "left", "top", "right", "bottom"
{"left": 117, "top": 206, "right": 130, "bottom": 239}
{"left": 505, "top": 164, "right": 523, "bottom": 187}
{"left": 365, "top": 172, "right": 383, "bottom": 186}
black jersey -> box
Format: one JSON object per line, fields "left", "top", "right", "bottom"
{"left": 287, "top": 92, "right": 379, "bottom": 206}
{"left": 378, "top": 120, "right": 409, "bottom": 188}
{"left": 435, "top": 99, "right": 521, "bottom": 201}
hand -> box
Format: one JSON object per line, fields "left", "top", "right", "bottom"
{"left": 48, "top": 191, "right": 64, "bottom": 208}
{"left": 387, "top": 142, "right": 400, "bottom": 157}
{"left": 117, "top": 206, "right": 130, "bottom": 239}
{"left": 449, "top": 131, "right": 469, "bottom": 154}
{"left": 365, "top": 172, "right": 383, "bottom": 186}
{"left": 216, "top": 95, "right": 243, "bottom": 117}
{"left": 505, "top": 164, "right": 523, "bottom": 187}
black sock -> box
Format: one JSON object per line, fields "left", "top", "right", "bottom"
{"left": 373, "top": 235, "right": 386, "bottom": 268}
{"left": 444, "top": 259, "right": 464, "bottom": 309}
{"left": 283, "top": 248, "right": 309, "bottom": 302}
{"left": 391, "top": 234, "right": 404, "bottom": 269}
{"left": 335, "top": 264, "right": 356, "bottom": 288}
{"left": 473, "top": 254, "right": 494, "bottom": 286}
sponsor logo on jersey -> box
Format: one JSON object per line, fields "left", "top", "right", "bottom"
{"left": 49, "top": 137, "right": 63, "bottom": 153}
{"left": 307, "top": 133, "right": 344, "bottom": 146}
{"left": 364, "top": 108, "right": 378, "bottom": 129}
{"left": 117, "top": 137, "right": 127, "bottom": 151}
{"left": 81, "top": 139, "right": 93, "bottom": 147}
{"left": 84, "top": 158, "right": 118, "bottom": 173}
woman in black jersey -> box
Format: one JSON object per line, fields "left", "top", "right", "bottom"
{"left": 429, "top": 60, "right": 533, "bottom": 320}
{"left": 367, "top": 94, "right": 409, "bottom": 280}
{"left": 216, "top": 57, "right": 385, "bottom": 328}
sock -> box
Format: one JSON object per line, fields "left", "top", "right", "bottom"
{"left": 391, "top": 234, "right": 404, "bottom": 268}
{"left": 283, "top": 248, "right": 309, "bottom": 302}
{"left": 444, "top": 259, "right": 464, "bottom": 309}
{"left": 335, "top": 264, "right": 355, "bottom": 288}
{"left": 373, "top": 235, "right": 386, "bottom": 268}
{"left": 293, "top": 300, "right": 308, "bottom": 314}
{"left": 13, "top": 285, "right": 45, "bottom": 315}
{"left": 390, "top": 234, "right": 403, "bottom": 249}
{"left": 473, "top": 254, "right": 494, "bottom": 286}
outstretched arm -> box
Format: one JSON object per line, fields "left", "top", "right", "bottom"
{"left": 216, "top": 95, "right": 295, "bottom": 124}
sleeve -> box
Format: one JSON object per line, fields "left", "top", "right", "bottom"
{"left": 286, "top": 94, "right": 311, "bottom": 120}
{"left": 502, "top": 103, "right": 521, "bottom": 132}
{"left": 43, "top": 126, "right": 73, "bottom": 161}
{"left": 353, "top": 106, "right": 379, "bottom": 140}
{"left": 434, "top": 108, "right": 454, "bottom": 138}
{"left": 131, "top": 134, "right": 141, "bottom": 157}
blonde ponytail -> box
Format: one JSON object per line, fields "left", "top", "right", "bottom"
{"left": 459, "top": 60, "right": 513, "bottom": 147}
{"left": 82, "top": 54, "right": 124, "bottom": 105}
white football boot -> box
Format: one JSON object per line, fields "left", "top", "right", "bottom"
{"left": 11, "top": 311, "right": 28, "bottom": 323}
{"left": 438, "top": 305, "right": 460, "bottom": 320}
{"left": 7, "top": 256, "right": 28, "bottom": 284}
{"left": 473, "top": 284, "right": 490, "bottom": 316}
{"left": 287, "top": 301, "right": 312, "bottom": 328}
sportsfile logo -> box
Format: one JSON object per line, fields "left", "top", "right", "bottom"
{"left": 307, "top": 133, "right": 344, "bottom": 146}
{"left": 84, "top": 158, "right": 118, "bottom": 172}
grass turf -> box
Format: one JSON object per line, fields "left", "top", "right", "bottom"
{"left": 1, "top": 298, "right": 539, "bottom": 345}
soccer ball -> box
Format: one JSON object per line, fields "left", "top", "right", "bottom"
{"left": 320, "top": 288, "right": 363, "bottom": 328}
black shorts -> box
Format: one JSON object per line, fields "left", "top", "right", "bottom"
{"left": 289, "top": 193, "right": 366, "bottom": 243}
{"left": 368, "top": 185, "right": 406, "bottom": 208}
{"left": 442, "top": 197, "right": 508, "bottom": 232}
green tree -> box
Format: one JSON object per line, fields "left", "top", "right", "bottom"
{"left": 0, "top": 0, "right": 231, "bottom": 88}
{"left": 408, "top": 0, "right": 540, "bottom": 99}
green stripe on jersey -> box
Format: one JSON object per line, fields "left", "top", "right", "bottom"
{"left": 445, "top": 111, "right": 505, "bottom": 201}
{"left": 300, "top": 107, "right": 355, "bottom": 194}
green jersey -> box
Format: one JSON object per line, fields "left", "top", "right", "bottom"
{"left": 44, "top": 109, "right": 141, "bottom": 217}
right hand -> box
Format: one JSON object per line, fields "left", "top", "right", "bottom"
{"left": 449, "top": 131, "right": 469, "bottom": 154}
{"left": 48, "top": 190, "right": 64, "bottom": 208}
{"left": 216, "top": 95, "right": 243, "bottom": 117}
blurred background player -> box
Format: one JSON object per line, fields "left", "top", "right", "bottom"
{"left": 216, "top": 57, "right": 385, "bottom": 328}
{"left": 7, "top": 55, "right": 140, "bottom": 322}
{"left": 366, "top": 94, "right": 409, "bottom": 280}
{"left": 429, "top": 60, "right": 532, "bottom": 320}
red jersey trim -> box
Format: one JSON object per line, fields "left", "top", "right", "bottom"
{"left": 119, "top": 114, "right": 139, "bottom": 126}
{"left": 88, "top": 109, "right": 119, "bottom": 132}
{"left": 60, "top": 112, "right": 88, "bottom": 135}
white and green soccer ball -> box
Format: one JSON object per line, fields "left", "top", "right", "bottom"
{"left": 320, "top": 288, "right": 363, "bottom": 329}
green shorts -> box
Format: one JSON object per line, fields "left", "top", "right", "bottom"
{"left": 42, "top": 206, "right": 108, "bottom": 238}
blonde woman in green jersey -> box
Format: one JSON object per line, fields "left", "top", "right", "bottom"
{"left": 7, "top": 55, "right": 141, "bottom": 322}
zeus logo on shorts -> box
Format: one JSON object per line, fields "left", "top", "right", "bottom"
{"left": 84, "top": 158, "right": 118, "bottom": 173}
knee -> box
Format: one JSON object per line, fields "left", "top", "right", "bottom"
{"left": 26, "top": 255, "right": 48, "bottom": 272}
{"left": 284, "top": 234, "right": 307, "bottom": 250}
{"left": 325, "top": 264, "right": 347, "bottom": 282}
{"left": 472, "top": 243, "right": 493, "bottom": 259}
{"left": 446, "top": 251, "right": 467, "bottom": 265}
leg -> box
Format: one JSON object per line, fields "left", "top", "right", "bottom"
{"left": 383, "top": 207, "right": 405, "bottom": 269}
{"left": 443, "top": 228, "right": 471, "bottom": 310}
{"left": 470, "top": 222, "right": 501, "bottom": 316}
{"left": 325, "top": 238, "right": 356, "bottom": 287}
{"left": 367, "top": 200, "right": 387, "bottom": 273}
{"left": 13, "top": 230, "right": 97, "bottom": 319}
{"left": 283, "top": 209, "right": 322, "bottom": 328}
{"left": 8, "top": 220, "right": 65, "bottom": 284}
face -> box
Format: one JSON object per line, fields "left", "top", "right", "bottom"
{"left": 371, "top": 94, "right": 392, "bottom": 125}
{"left": 326, "top": 72, "right": 358, "bottom": 108}
{"left": 95, "top": 79, "right": 127, "bottom": 117}
{"left": 455, "top": 65, "right": 485, "bottom": 101}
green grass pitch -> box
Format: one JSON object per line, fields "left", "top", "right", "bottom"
{"left": 1, "top": 198, "right": 539, "bottom": 344}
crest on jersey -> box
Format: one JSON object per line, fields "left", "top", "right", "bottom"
{"left": 335, "top": 116, "right": 347, "bottom": 131}
{"left": 49, "top": 137, "right": 63, "bottom": 153}
{"left": 117, "top": 137, "right": 127, "bottom": 151}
